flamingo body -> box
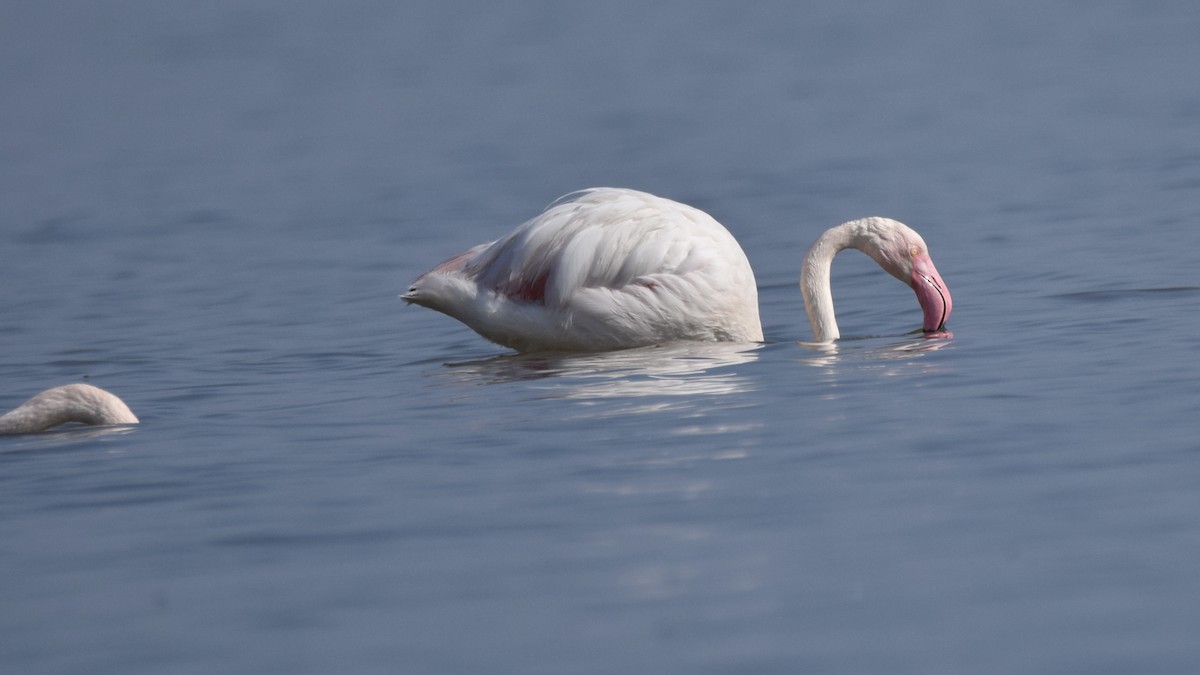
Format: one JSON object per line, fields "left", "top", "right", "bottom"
{"left": 404, "top": 188, "right": 952, "bottom": 351}
{"left": 403, "top": 188, "right": 763, "bottom": 352}
{"left": 0, "top": 384, "right": 139, "bottom": 435}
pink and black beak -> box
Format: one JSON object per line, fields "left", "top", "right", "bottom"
{"left": 910, "top": 253, "right": 952, "bottom": 334}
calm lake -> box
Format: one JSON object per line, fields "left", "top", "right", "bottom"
{"left": 3, "top": 1, "right": 1200, "bottom": 673}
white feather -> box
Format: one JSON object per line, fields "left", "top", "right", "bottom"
{"left": 404, "top": 188, "right": 762, "bottom": 351}
{"left": 0, "top": 384, "right": 139, "bottom": 435}
{"left": 404, "top": 188, "right": 952, "bottom": 351}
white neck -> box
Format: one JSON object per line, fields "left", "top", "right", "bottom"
{"left": 0, "top": 384, "right": 138, "bottom": 435}
{"left": 800, "top": 224, "right": 852, "bottom": 342}
{"left": 800, "top": 218, "right": 906, "bottom": 342}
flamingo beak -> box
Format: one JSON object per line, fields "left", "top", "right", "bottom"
{"left": 910, "top": 253, "right": 952, "bottom": 333}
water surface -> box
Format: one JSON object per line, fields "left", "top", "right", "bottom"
{"left": 3, "top": 2, "right": 1200, "bottom": 673}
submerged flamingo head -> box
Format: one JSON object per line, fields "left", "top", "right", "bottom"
{"left": 848, "top": 218, "right": 953, "bottom": 337}
{"left": 910, "top": 252, "right": 952, "bottom": 334}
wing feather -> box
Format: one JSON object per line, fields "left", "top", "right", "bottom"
{"left": 466, "top": 188, "right": 730, "bottom": 307}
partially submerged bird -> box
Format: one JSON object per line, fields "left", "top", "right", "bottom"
{"left": 0, "top": 384, "right": 139, "bottom": 435}
{"left": 800, "top": 214, "right": 952, "bottom": 342}
{"left": 403, "top": 188, "right": 952, "bottom": 351}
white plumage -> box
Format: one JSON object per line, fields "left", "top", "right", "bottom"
{"left": 403, "top": 187, "right": 952, "bottom": 351}
{"left": 403, "top": 189, "right": 762, "bottom": 352}
{"left": 0, "top": 384, "right": 139, "bottom": 435}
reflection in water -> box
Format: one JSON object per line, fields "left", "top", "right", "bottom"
{"left": 440, "top": 342, "right": 761, "bottom": 409}
{"left": 433, "top": 336, "right": 951, "bottom": 408}
{"left": 795, "top": 336, "right": 952, "bottom": 397}
{"left": 797, "top": 334, "right": 951, "bottom": 361}
{"left": 0, "top": 424, "right": 137, "bottom": 453}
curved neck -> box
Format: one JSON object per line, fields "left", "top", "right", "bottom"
{"left": 0, "top": 385, "right": 138, "bottom": 435}
{"left": 800, "top": 224, "right": 857, "bottom": 342}
{"left": 0, "top": 407, "right": 66, "bottom": 435}
{"left": 801, "top": 220, "right": 904, "bottom": 342}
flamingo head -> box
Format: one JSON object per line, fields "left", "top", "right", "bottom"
{"left": 910, "top": 251, "right": 952, "bottom": 335}
{"left": 854, "top": 218, "right": 953, "bottom": 335}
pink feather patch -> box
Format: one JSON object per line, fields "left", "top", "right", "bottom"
{"left": 499, "top": 271, "right": 550, "bottom": 303}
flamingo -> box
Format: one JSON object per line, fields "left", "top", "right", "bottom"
{"left": 0, "top": 384, "right": 139, "bottom": 435}
{"left": 402, "top": 188, "right": 951, "bottom": 351}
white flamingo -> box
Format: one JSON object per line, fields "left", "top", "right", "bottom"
{"left": 0, "top": 384, "right": 139, "bottom": 435}
{"left": 403, "top": 188, "right": 952, "bottom": 351}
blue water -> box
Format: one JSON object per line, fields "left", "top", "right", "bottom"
{"left": 3, "top": 1, "right": 1200, "bottom": 673}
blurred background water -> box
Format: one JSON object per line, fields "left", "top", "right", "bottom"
{"left": 2, "top": 1, "right": 1199, "bottom": 673}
